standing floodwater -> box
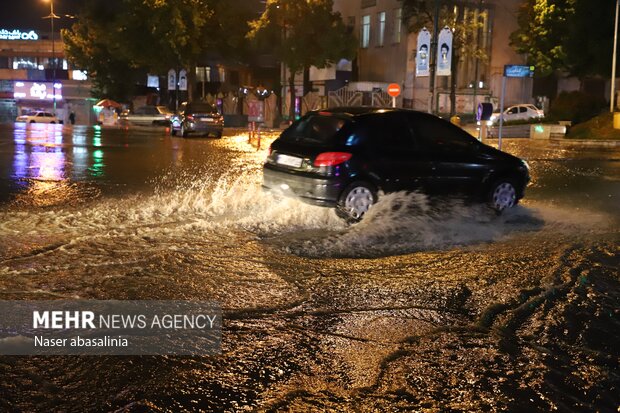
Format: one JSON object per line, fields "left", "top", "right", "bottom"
{"left": 0, "top": 123, "right": 618, "bottom": 412}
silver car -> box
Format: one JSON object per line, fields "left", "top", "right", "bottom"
{"left": 170, "top": 102, "right": 224, "bottom": 138}
{"left": 120, "top": 106, "right": 173, "bottom": 126}
{"left": 491, "top": 104, "right": 544, "bottom": 124}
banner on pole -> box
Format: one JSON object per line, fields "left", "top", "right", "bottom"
{"left": 416, "top": 28, "right": 431, "bottom": 77}
{"left": 178, "top": 69, "right": 188, "bottom": 91}
{"left": 167, "top": 69, "right": 176, "bottom": 90}
{"left": 437, "top": 26, "right": 453, "bottom": 77}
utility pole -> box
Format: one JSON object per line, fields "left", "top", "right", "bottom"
{"left": 611, "top": 0, "right": 619, "bottom": 112}
{"left": 428, "top": 0, "right": 440, "bottom": 114}
{"left": 44, "top": 0, "right": 60, "bottom": 114}
{"left": 472, "top": 0, "right": 483, "bottom": 117}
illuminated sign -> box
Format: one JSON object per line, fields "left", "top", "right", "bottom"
{"left": 13, "top": 81, "right": 62, "bottom": 100}
{"left": 0, "top": 29, "right": 39, "bottom": 41}
{"left": 504, "top": 65, "right": 535, "bottom": 78}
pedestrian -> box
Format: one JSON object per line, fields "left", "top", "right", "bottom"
{"left": 69, "top": 111, "right": 76, "bottom": 125}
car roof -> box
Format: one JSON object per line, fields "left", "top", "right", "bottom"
{"left": 313, "top": 107, "right": 429, "bottom": 119}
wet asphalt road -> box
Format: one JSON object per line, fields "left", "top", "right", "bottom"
{"left": 0, "top": 123, "right": 618, "bottom": 412}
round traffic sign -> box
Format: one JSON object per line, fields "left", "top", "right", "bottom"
{"left": 387, "top": 83, "right": 401, "bottom": 97}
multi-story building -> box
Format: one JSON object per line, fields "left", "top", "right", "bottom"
{"left": 0, "top": 28, "right": 94, "bottom": 124}
{"left": 330, "top": 0, "right": 534, "bottom": 115}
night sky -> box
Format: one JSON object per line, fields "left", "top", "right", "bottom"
{"left": 0, "top": 0, "right": 82, "bottom": 31}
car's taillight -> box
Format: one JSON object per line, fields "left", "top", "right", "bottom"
{"left": 186, "top": 115, "right": 194, "bottom": 121}
{"left": 313, "top": 152, "right": 352, "bottom": 167}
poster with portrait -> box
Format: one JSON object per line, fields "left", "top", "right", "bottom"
{"left": 436, "top": 26, "right": 453, "bottom": 77}
{"left": 416, "top": 28, "right": 431, "bottom": 77}
{"left": 178, "top": 69, "right": 188, "bottom": 91}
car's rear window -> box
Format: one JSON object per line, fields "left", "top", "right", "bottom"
{"left": 281, "top": 114, "right": 351, "bottom": 144}
{"left": 187, "top": 103, "right": 218, "bottom": 113}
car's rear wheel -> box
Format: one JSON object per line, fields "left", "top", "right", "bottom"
{"left": 215, "top": 131, "right": 222, "bottom": 139}
{"left": 336, "top": 182, "right": 377, "bottom": 223}
{"left": 488, "top": 179, "right": 517, "bottom": 213}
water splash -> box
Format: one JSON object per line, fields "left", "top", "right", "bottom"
{"left": 0, "top": 172, "right": 612, "bottom": 260}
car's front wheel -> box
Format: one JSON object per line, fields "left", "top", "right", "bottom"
{"left": 336, "top": 181, "right": 377, "bottom": 223}
{"left": 488, "top": 179, "right": 517, "bottom": 213}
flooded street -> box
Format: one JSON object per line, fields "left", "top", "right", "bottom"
{"left": 0, "top": 123, "right": 618, "bottom": 412}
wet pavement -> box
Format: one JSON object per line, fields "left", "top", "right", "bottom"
{"left": 0, "top": 123, "right": 618, "bottom": 412}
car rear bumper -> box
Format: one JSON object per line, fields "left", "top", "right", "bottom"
{"left": 262, "top": 166, "right": 346, "bottom": 207}
{"left": 184, "top": 121, "right": 223, "bottom": 133}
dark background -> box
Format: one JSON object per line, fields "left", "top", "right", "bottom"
{"left": 1, "top": 0, "right": 81, "bottom": 31}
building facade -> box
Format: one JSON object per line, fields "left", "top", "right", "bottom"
{"left": 0, "top": 28, "right": 95, "bottom": 124}
{"left": 331, "top": 0, "right": 534, "bottom": 115}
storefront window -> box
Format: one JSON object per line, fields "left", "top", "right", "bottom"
{"left": 12, "top": 57, "right": 37, "bottom": 69}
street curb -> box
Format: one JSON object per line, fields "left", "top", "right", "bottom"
{"left": 480, "top": 136, "right": 620, "bottom": 147}
{"left": 549, "top": 138, "right": 620, "bottom": 147}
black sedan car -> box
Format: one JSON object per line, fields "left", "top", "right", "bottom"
{"left": 263, "top": 107, "right": 530, "bottom": 222}
{"left": 170, "top": 102, "right": 224, "bottom": 138}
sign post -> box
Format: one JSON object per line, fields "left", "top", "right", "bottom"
{"left": 167, "top": 69, "right": 177, "bottom": 111}
{"left": 477, "top": 102, "right": 493, "bottom": 141}
{"left": 248, "top": 100, "right": 264, "bottom": 150}
{"left": 498, "top": 65, "right": 535, "bottom": 150}
{"left": 387, "top": 83, "right": 401, "bottom": 108}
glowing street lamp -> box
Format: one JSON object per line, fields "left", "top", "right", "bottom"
{"left": 43, "top": 0, "right": 60, "bottom": 113}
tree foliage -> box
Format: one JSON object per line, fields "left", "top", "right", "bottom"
{"left": 62, "top": 0, "right": 256, "bottom": 101}
{"left": 248, "top": 0, "right": 357, "bottom": 119}
{"left": 510, "top": 0, "right": 617, "bottom": 78}
{"left": 510, "top": 0, "right": 575, "bottom": 77}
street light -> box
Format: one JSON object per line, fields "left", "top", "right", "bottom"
{"left": 43, "top": 0, "right": 60, "bottom": 114}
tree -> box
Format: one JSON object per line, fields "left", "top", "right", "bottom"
{"left": 402, "top": 0, "right": 487, "bottom": 115}
{"left": 248, "top": 0, "right": 357, "bottom": 120}
{"left": 510, "top": 0, "right": 575, "bottom": 77}
{"left": 61, "top": 1, "right": 143, "bottom": 101}
{"left": 62, "top": 0, "right": 254, "bottom": 102}
{"left": 510, "top": 0, "right": 617, "bottom": 79}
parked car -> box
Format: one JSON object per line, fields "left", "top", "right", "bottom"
{"left": 15, "top": 111, "right": 59, "bottom": 124}
{"left": 263, "top": 107, "right": 530, "bottom": 222}
{"left": 170, "top": 102, "right": 224, "bottom": 138}
{"left": 491, "top": 104, "right": 544, "bottom": 124}
{"left": 119, "top": 105, "right": 173, "bottom": 126}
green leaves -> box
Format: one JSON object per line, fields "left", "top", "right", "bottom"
{"left": 248, "top": 0, "right": 357, "bottom": 75}
{"left": 510, "top": 0, "right": 615, "bottom": 78}
{"left": 62, "top": 0, "right": 255, "bottom": 101}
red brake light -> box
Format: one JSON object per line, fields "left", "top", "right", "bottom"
{"left": 314, "top": 152, "right": 352, "bottom": 167}
{"left": 186, "top": 115, "right": 194, "bottom": 120}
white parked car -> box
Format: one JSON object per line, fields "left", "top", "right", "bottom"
{"left": 16, "top": 111, "right": 60, "bottom": 124}
{"left": 491, "top": 104, "right": 544, "bottom": 124}
{"left": 119, "top": 105, "right": 173, "bottom": 126}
